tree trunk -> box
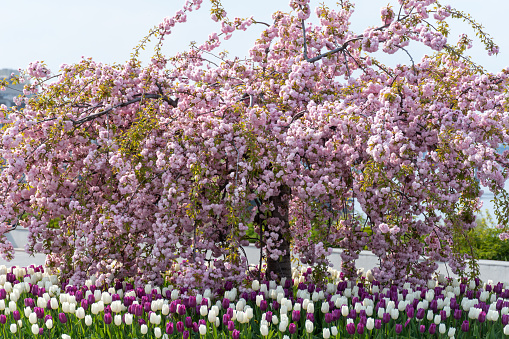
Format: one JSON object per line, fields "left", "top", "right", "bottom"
{"left": 266, "top": 184, "right": 292, "bottom": 281}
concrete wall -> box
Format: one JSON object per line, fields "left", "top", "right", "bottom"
{"left": 4, "top": 230, "right": 509, "bottom": 284}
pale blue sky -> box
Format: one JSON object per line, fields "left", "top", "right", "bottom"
{"left": 0, "top": 0, "right": 506, "bottom": 74}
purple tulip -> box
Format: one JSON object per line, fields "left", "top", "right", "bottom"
{"left": 177, "top": 304, "right": 186, "bottom": 315}
{"left": 406, "top": 306, "right": 414, "bottom": 318}
{"left": 0, "top": 289, "right": 6, "bottom": 300}
{"left": 232, "top": 329, "right": 240, "bottom": 339}
{"left": 228, "top": 320, "right": 235, "bottom": 331}
{"left": 306, "top": 313, "right": 315, "bottom": 322}
{"left": 169, "top": 301, "right": 177, "bottom": 314}
{"left": 166, "top": 322, "right": 174, "bottom": 335}
{"left": 0, "top": 315, "right": 6, "bottom": 324}
{"left": 185, "top": 316, "right": 193, "bottom": 328}
{"left": 13, "top": 310, "right": 21, "bottom": 321}
{"left": 227, "top": 308, "right": 234, "bottom": 318}
{"left": 39, "top": 328, "right": 44, "bottom": 335}
{"left": 143, "top": 303, "right": 150, "bottom": 313}
{"left": 430, "top": 299, "right": 438, "bottom": 312}
{"left": 199, "top": 319, "right": 206, "bottom": 326}
{"left": 375, "top": 319, "right": 382, "bottom": 329}
{"left": 88, "top": 294, "right": 95, "bottom": 305}
{"left": 502, "top": 314, "right": 509, "bottom": 326}
{"left": 272, "top": 301, "right": 279, "bottom": 310}
{"left": 357, "top": 322, "right": 365, "bottom": 335}
{"left": 192, "top": 322, "right": 199, "bottom": 333}
{"left": 325, "top": 312, "right": 333, "bottom": 324}
{"left": 104, "top": 313, "right": 112, "bottom": 325}
{"left": 416, "top": 308, "right": 425, "bottom": 320}
{"left": 25, "top": 298, "right": 35, "bottom": 308}
{"left": 478, "top": 311, "right": 486, "bottom": 323}
{"left": 289, "top": 323, "right": 297, "bottom": 334}
{"left": 44, "top": 315, "right": 52, "bottom": 322}
{"left": 429, "top": 323, "right": 436, "bottom": 334}
{"left": 222, "top": 298, "right": 230, "bottom": 310}
{"left": 58, "top": 313, "right": 67, "bottom": 324}
{"left": 404, "top": 318, "right": 411, "bottom": 328}
{"left": 292, "top": 310, "right": 301, "bottom": 322}
{"left": 260, "top": 300, "right": 268, "bottom": 312}
{"left": 382, "top": 312, "right": 390, "bottom": 324}
{"left": 333, "top": 309, "right": 341, "bottom": 321}
{"left": 346, "top": 322, "right": 356, "bottom": 335}
{"left": 34, "top": 307, "right": 44, "bottom": 319}
{"left": 81, "top": 299, "right": 88, "bottom": 310}
{"left": 419, "top": 325, "right": 426, "bottom": 333}
{"left": 176, "top": 321, "right": 184, "bottom": 333}
{"left": 265, "top": 311, "right": 273, "bottom": 322}
{"left": 395, "top": 324, "right": 403, "bottom": 334}
{"left": 183, "top": 330, "right": 190, "bottom": 339}
{"left": 461, "top": 320, "right": 469, "bottom": 332}
{"left": 138, "top": 318, "right": 146, "bottom": 326}
{"left": 135, "top": 304, "right": 143, "bottom": 317}
{"left": 223, "top": 314, "right": 230, "bottom": 324}
{"left": 454, "top": 309, "right": 462, "bottom": 320}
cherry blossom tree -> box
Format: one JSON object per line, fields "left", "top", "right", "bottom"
{"left": 1, "top": 0, "right": 509, "bottom": 289}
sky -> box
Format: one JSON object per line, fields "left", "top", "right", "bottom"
{"left": 0, "top": 0, "right": 507, "bottom": 74}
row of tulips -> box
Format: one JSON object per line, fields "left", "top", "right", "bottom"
{"left": 1, "top": 264, "right": 509, "bottom": 338}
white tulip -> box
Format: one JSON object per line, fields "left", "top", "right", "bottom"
{"left": 504, "top": 325, "right": 509, "bottom": 336}
{"left": 141, "top": 324, "right": 148, "bottom": 334}
{"left": 305, "top": 320, "right": 314, "bottom": 333}
{"left": 439, "top": 323, "right": 446, "bottom": 334}
{"left": 321, "top": 301, "right": 329, "bottom": 313}
{"left": 199, "top": 324, "right": 207, "bottom": 335}
{"left": 331, "top": 326, "right": 338, "bottom": 336}
{"left": 366, "top": 317, "right": 374, "bottom": 330}
{"left": 200, "top": 305, "right": 208, "bottom": 317}
{"left": 9, "top": 324, "right": 16, "bottom": 334}
{"left": 85, "top": 315, "right": 93, "bottom": 326}
{"left": 28, "top": 312, "right": 37, "bottom": 324}
{"left": 323, "top": 328, "right": 331, "bottom": 338}
{"left": 125, "top": 313, "right": 133, "bottom": 325}
{"left": 46, "top": 319, "right": 53, "bottom": 330}
{"left": 76, "top": 307, "right": 85, "bottom": 319}
{"left": 114, "top": 314, "right": 122, "bottom": 326}
{"left": 260, "top": 324, "right": 269, "bottom": 337}
{"left": 51, "top": 298, "right": 58, "bottom": 310}
{"left": 279, "top": 320, "right": 288, "bottom": 333}
{"left": 342, "top": 305, "right": 349, "bottom": 317}
{"left": 272, "top": 315, "right": 279, "bottom": 325}
{"left": 448, "top": 327, "right": 456, "bottom": 337}
{"left": 31, "top": 324, "right": 39, "bottom": 335}
{"left": 162, "top": 304, "right": 169, "bottom": 316}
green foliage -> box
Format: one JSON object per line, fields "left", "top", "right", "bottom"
{"left": 469, "top": 211, "right": 509, "bottom": 261}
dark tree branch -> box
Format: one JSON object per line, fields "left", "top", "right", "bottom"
{"left": 301, "top": 20, "right": 309, "bottom": 61}
{"left": 72, "top": 93, "right": 178, "bottom": 125}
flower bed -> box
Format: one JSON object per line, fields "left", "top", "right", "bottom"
{"left": 1, "top": 264, "right": 509, "bottom": 338}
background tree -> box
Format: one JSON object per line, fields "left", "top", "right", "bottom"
{"left": 1, "top": 0, "right": 508, "bottom": 289}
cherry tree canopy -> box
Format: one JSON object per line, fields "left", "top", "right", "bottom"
{"left": 1, "top": 0, "right": 508, "bottom": 289}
